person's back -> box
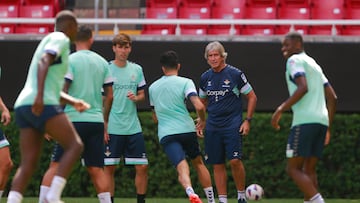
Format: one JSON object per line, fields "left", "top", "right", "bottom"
{"left": 65, "top": 49, "right": 111, "bottom": 122}
{"left": 149, "top": 75, "right": 196, "bottom": 140}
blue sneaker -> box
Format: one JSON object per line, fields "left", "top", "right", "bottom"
{"left": 238, "top": 198, "right": 247, "bottom": 203}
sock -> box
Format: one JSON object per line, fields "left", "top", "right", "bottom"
{"left": 98, "top": 192, "right": 111, "bottom": 203}
{"left": 7, "top": 191, "right": 23, "bottom": 203}
{"left": 0, "top": 190, "right": 3, "bottom": 201}
{"left": 203, "top": 187, "right": 215, "bottom": 203}
{"left": 310, "top": 193, "right": 325, "bottom": 203}
{"left": 46, "top": 176, "right": 66, "bottom": 202}
{"left": 237, "top": 190, "right": 246, "bottom": 200}
{"left": 111, "top": 196, "right": 114, "bottom": 203}
{"left": 137, "top": 193, "right": 146, "bottom": 203}
{"left": 185, "top": 186, "right": 195, "bottom": 196}
{"left": 218, "top": 195, "right": 227, "bottom": 203}
{"left": 39, "top": 185, "right": 50, "bottom": 203}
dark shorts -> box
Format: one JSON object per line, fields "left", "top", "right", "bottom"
{"left": 51, "top": 122, "right": 105, "bottom": 167}
{"left": 104, "top": 133, "right": 148, "bottom": 165}
{"left": 0, "top": 129, "right": 10, "bottom": 148}
{"left": 15, "top": 105, "right": 64, "bottom": 132}
{"left": 160, "top": 132, "right": 202, "bottom": 167}
{"left": 286, "top": 123, "right": 327, "bottom": 158}
{"left": 204, "top": 128, "right": 243, "bottom": 164}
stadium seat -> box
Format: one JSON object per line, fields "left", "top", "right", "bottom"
{"left": 180, "top": 0, "right": 211, "bottom": 8}
{"left": 142, "top": 6, "right": 177, "bottom": 35}
{"left": 310, "top": 0, "right": 345, "bottom": 19}
{"left": 342, "top": 26, "right": 360, "bottom": 35}
{"left": 211, "top": 0, "right": 246, "bottom": 19}
{"left": 19, "top": 4, "right": 54, "bottom": 18}
{"left": 344, "top": 0, "right": 360, "bottom": 19}
{"left": 0, "top": 0, "right": 20, "bottom": 18}
{"left": 275, "top": 25, "right": 309, "bottom": 35}
{"left": 278, "top": 0, "right": 310, "bottom": 19}
{"left": 178, "top": 6, "right": 210, "bottom": 35}
{"left": 242, "top": 25, "right": 275, "bottom": 35}
{"left": 309, "top": 25, "right": 343, "bottom": 35}
{"left": 244, "top": 0, "right": 276, "bottom": 35}
{"left": 146, "top": 0, "right": 178, "bottom": 8}
{"left": 22, "top": 0, "right": 63, "bottom": 14}
{"left": 0, "top": 24, "right": 15, "bottom": 34}
{"left": 16, "top": 25, "right": 51, "bottom": 34}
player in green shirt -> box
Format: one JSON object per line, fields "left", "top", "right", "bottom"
{"left": 271, "top": 32, "right": 337, "bottom": 203}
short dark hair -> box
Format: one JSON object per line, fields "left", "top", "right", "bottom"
{"left": 160, "top": 51, "right": 179, "bottom": 69}
{"left": 76, "top": 25, "right": 92, "bottom": 42}
{"left": 285, "top": 31, "right": 303, "bottom": 46}
{"left": 55, "top": 10, "right": 77, "bottom": 32}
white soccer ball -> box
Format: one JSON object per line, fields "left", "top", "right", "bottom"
{"left": 245, "top": 184, "right": 264, "bottom": 201}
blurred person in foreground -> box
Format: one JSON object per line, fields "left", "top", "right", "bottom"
{"left": 39, "top": 25, "right": 114, "bottom": 203}
{"left": 7, "top": 10, "right": 89, "bottom": 203}
{"left": 271, "top": 31, "right": 337, "bottom": 203}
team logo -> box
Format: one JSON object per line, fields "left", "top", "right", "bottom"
{"left": 241, "top": 73, "right": 248, "bottom": 83}
{"left": 207, "top": 81, "right": 212, "bottom": 86}
{"left": 222, "top": 79, "right": 230, "bottom": 87}
{"left": 131, "top": 74, "right": 136, "bottom": 82}
{"left": 104, "top": 146, "right": 111, "bottom": 156}
{"left": 233, "top": 152, "right": 239, "bottom": 157}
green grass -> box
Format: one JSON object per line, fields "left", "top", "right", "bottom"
{"left": 8, "top": 198, "right": 360, "bottom": 203}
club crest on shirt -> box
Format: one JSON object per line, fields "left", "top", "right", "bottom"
{"left": 131, "top": 74, "right": 136, "bottom": 81}
{"left": 207, "top": 81, "right": 212, "bottom": 86}
{"left": 222, "top": 79, "right": 230, "bottom": 87}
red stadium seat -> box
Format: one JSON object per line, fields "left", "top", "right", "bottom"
{"left": 208, "top": 26, "right": 241, "bottom": 35}
{"left": 16, "top": 25, "right": 51, "bottom": 34}
{"left": 244, "top": 0, "right": 276, "bottom": 35}
{"left": 275, "top": 25, "right": 309, "bottom": 35}
{"left": 178, "top": 6, "right": 210, "bottom": 35}
{"left": 180, "top": 0, "right": 211, "bottom": 8}
{"left": 142, "top": 6, "right": 177, "bottom": 35}
{"left": 0, "top": 24, "right": 15, "bottom": 34}
{"left": 342, "top": 25, "right": 360, "bottom": 35}
{"left": 309, "top": 25, "right": 342, "bottom": 35}
{"left": 22, "top": 0, "right": 63, "bottom": 13}
{"left": 310, "top": 0, "right": 345, "bottom": 19}
{"left": 19, "top": 4, "right": 54, "bottom": 18}
{"left": 212, "top": 0, "right": 246, "bottom": 19}
{"left": 242, "top": 25, "right": 275, "bottom": 35}
{"left": 180, "top": 27, "right": 207, "bottom": 35}
{"left": 344, "top": 0, "right": 360, "bottom": 18}
{"left": 146, "top": 0, "right": 178, "bottom": 7}
{"left": 0, "top": 0, "right": 20, "bottom": 18}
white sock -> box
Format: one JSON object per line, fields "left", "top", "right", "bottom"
{"left": 310, "top": 193, "right": 325, "bottom": 203}
{"left": 203, "top": 187, "right": 215, "bottom": 203}
{"left": 185, "top": 186, "right": 195, "bottom": 196}
{"left": 98, "top": 192, "right": 111, "bottom": 203}
{"left": 0, "top": 190, "right": 3, "bottom": 201}
{"left": 46, "top": 176, "right": 66, "bottom": 202}
{"left": 7, "top": 191, "right": 23, "bottom": 203}
{"left": 237, "top": 190, "right": 246, "bottom": 200}
{"left": 39, "top": 185, "right": 50, "bottom": 203}
{"left": 218, "top": 195, "right": 227, "bottom": 203}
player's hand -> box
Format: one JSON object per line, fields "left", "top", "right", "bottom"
{"left": 73, "top": 100, "right": 90, "bottom": 112}
{"left": 271, "top": 107, "right": 282, "bottom": 130}
{"left": 32, "top": 96, "right": 44, "bottom": 116}
{"left": 195, "top": 118, "right": 205, "bottom": 138}
{"left": 239, "top": 121, "right": 250, "bottom": 136}
{"left": 104, "top": 122, "right": 110, "bottom": 144}
{"left": 44, "top": 133, "right": 52, "bottom": 141}
{"left": 324, "top": 129, "right": 331, "bottom": 146}
{"left": 1, "top": 110, "right": 11, "bottom": 126}
{"left": 127, "top": 91, "right": 137, "bottom": 102}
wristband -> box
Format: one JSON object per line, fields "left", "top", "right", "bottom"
{"left": 244, "top": 117, "right": 252, "bottom": 123}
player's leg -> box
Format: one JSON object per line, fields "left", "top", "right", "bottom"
{"left": 39, "top": 161, "right": 58, "bottom": 203}
{"left": 303, "top": 157, "right": 319, "bottom": 189}
{"left": 0, "top": 131, "right": 13, "bottom": 189}
{"left": 81, "top": 122, "right": 111, "bottom": 203}
{"left": 7, "top": 128, "right": 43, "bottom": 203}
{"left": 126, "top": 133, "right": 148, "bottom": 203}
{"left": 44, "top": 113, "right": 83, "bottom": 202}
{"left": 160, "top": 134, "right": 201, "bottom": 203}
{"left": 0, "top": 141, "right": 13, "bottom": 201}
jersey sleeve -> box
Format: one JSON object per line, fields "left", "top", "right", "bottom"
{"left": 137, "top": 65, "right": 146, "bottom": 90}
{"left": 44, "top": 32, "right": 69, "bottom": 59}
{"left": 184, "top": 79, "right": 198, "bottom": 99}
{"left": 103, "top": 61, "right": 114, "bottom": 87}
{"left": 64, "top": 54, "right": 75, "bottom": 81}
{"left": 287, "top": 56, "right": 306, "bottom": 80}
{"left": 198, "top": 73, "right": 207, "bottom": 99}
{"left": 238, "top": 72, "right": 253, "bottom": 94}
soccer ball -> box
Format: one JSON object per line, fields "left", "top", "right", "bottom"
{"left": 245, "top": 184, "right": 264, "bottom": 201}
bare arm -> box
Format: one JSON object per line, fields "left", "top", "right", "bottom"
{"left": 103, "top": 85, "right": 114, "bottom": 123}
{"left": 128, "top": 89, "right": 145, "bottom": 103}
{"left": 240, "top": 90, "right": 257, "bottom": 135}
{"left": 0, "top": 97, "right": 10, "bottom": 126}
{"left": 32, "top": 53, "right": 55, "bottom": 116}
{"left": 271, "top": 76, "right": 308, "bottom": 130}
{"left": 324, "top": 84, "right": 337, "bottom": 145}
{"left": 190, "top": 95, "right": 206, "bottom": 137}
{"left": 60, "top": 91, "right": 90, "bottom": 112}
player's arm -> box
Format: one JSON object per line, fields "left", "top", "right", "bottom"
{"left": 0, "top": 97, "right": 10, "bottom": 126}
{"left": 32, "top": 53, "right": 56, "bottom": 116}
{"left": 127, "top": 89, "right": 145, "bottom": 103}
{"left": 151, "top": 108, "right": 158, "bottom": 124}
{"left": 103, "top": 85, "right": 114, "bottom": 123}
{"left": 324, "top": 83, "right": 337, "bottom": 145}
{"left": 271, "top": 75, "right": 308, "bottom": 130}
{"left": 240, "top": 90, "right": 257, "bottom": 135}
{"left": 60, "top": 91, "right": 90, "bottom": 112}
{"left": 190, "top": 95, "right": 206, "bottom": 137}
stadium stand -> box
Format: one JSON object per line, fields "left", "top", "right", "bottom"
{"left": 209, "top": 0, "right": 245, "bottom": 35}
{"left": 0, "top": 0, "right": 20, "bottom": 34}
{"left": 276, "top": 0, "right": 310, "bottom": 34}
{"left": 309, "top": 0, "right": 345, "bottom": 35}
{"left": 243, "top": 0, "right": 277, "bottom": 35}
{"left": 343, "top": 0, "right": 360, "bottom": 35}
{"left": 142, "top": 0, "right": 178, "bottom": 35}
{"left": 178, "top": 0, "right": 211, "bottom": 35}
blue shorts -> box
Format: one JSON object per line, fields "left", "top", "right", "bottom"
{"left": 204, "top": 128, "right": 243, "bottom": 164}
{"left": 15, "top": 105, "right": 64, "bottom": 133}
{"left": 160, "top": 132, "right": 202, "bottom": 167}
{"left": 287, "top": 123, "right": 327, "bottom": 158}
{"left": 52, "top": 122, "right": 105, "bottom": 167}
{"left": 0, "top": 129, "right": 10, "bottom": 148}
{"left": 104, "top": 133, "right": 148, "bottom": 165}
